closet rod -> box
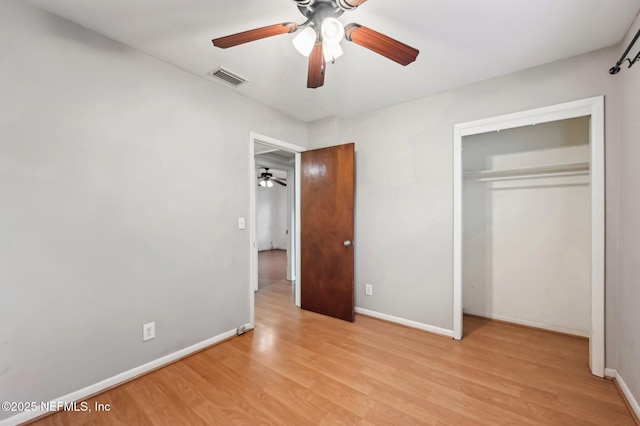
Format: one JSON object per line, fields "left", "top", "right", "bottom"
{"left": 609, "top": 26, "right": 640, "bottom": 75}
{"left": 464, "top": 162, "right": 590, "bottom": 182}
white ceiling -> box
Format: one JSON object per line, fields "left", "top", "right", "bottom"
{"left": 255, "top": 143, "right": 296, "bottom": 158}
{"left": 25, "top": 0, "right": 640, "bottom": 122}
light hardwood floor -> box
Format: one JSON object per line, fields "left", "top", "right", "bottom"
{"left": 30, "top": 250, "right": 634, "bottom": 425}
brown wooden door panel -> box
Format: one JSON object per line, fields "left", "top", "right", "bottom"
{"left": 301, "top": 143, "right": 355, "bottom": 322}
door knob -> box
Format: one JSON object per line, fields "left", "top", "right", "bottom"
{"left": 344, "top": 240, "right": 352, "bottom": 247}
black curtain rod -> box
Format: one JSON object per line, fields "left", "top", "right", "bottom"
{"left": 610, "top": 27, "right": 640, "bottom": 74}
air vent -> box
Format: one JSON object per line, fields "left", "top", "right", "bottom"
{"left": 207, "top": 67, "right": 248, "bottom": 87}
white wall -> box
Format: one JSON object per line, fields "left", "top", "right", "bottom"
{"left": 616, "top": 12, "right": 640, "bottom": 410}
{"left": 462, "top": 118, "right": 591, "bottom": 335}
{"left": 256, "top": 176, "right": 288, "bottom": 251}
{"left": 0, "top": 1, "right": 306, "bottom": 421}
{"left": 308, "top": 46, "right": 620, "bottom": 365}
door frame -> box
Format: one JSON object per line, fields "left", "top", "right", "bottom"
{"left": 249, "top": 132, "right": 305, "bottom": 328}
{"left": 452, "top": 96, "right": 605, "bottom": 377}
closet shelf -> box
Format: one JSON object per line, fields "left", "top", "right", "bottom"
{"left": 464, "top": 162, "right": 590, "bottom": 182}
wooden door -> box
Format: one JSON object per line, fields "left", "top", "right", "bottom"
{"left": 301, "top": 143, "right": 355, "bottom": 322}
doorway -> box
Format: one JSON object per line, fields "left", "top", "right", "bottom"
{"left": 255, "top": 158, "right": 293, "bottom": 284}
{"left": 453, "top": 97, "right": 605, "bottom": 377}
{"left": 248, "top": 132, "right": 305, "bottom": 328}
{"left": 255, "top": 162, "right": 290, "bottom": 300}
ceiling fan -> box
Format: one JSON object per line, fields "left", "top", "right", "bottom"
{"left": 212, "top": 0, "right": 419, "bottom": 89}
{"left": 258, "top": 168, "right": 287, "bottom": 187}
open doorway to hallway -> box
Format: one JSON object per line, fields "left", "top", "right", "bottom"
{"left": 254, "top": 160, "right": 294, "bottom": 303}
{"left": 249, "top": 135, "right": 303, "bottom": 327}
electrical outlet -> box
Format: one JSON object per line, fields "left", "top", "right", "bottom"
{"left": 143, "top": 322, "right": 155, "bottom": 342}
{"left": 365, "top": 284, "right": 373, "bottom": 296}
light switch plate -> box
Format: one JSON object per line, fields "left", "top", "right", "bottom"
{"left": 238, "top": 217, "right": 246, "bottom": 229}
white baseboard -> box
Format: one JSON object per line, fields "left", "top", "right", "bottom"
{"left": 463, "top": 310, "right": 590, "bottom": 338}
{"left": 614, "top": 370, "right": 640, "bottom": 422}
{"left": 0, "top": 327, "right": 244, "bottom": 426}
{"left": 605, "top": 368, "right": 617, "bottom": 379}
{"left": 355, "top": 307, "right": 454, "bottom": 338}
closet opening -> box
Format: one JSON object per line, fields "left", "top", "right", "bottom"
{"left": 453, "top": 97, "right": 605, "bottom": 377}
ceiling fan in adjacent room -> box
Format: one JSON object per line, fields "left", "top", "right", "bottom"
{"left": 212, "top": 0, "right": 419, "bottom": 89}
{"left": 258, "top": 168, "right": 287, "bottom": 187}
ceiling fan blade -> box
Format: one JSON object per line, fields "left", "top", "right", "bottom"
{"left": 307, "top": 42, "right": 325, "bottom": 89}
{"left": 213, "top": 23, "right": 297, "bottom": 49}
{"left": 337, "top": 0, "right": 368, "bottom": 10}
{"left": 271, "top": 178, "right": 287, "bottom": 186}
{"left": 345, "top": 24, "right": 419, "bottom": 66}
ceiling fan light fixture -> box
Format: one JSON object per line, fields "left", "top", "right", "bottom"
{"left": 293, "top": 26, "right": 317, "bottom": 57}
{"left": 259, "top": 180, "right": 267, "bottom": 187}
{"left": 266, "top": 180, "right": 274, "bottom": 188}
{"left": 321, "top": 17, "right": 344, "bottom": 46}
{"left": 323, "top": 42, "right": 344, "bottom": 62}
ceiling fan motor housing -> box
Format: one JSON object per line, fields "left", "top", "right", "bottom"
{"left": 293, "top": 0, "right": 344, "bottom": 21}
{"left": 292, "top": 0, "right": 361, "bottom": 13}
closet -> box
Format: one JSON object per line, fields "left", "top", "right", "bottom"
{"left": 462, "top": 116, "right": 591, "bottom": 336}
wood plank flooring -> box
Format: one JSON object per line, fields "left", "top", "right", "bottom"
{"left": 30, "top": 250, "right": 634, "bottom": 425}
